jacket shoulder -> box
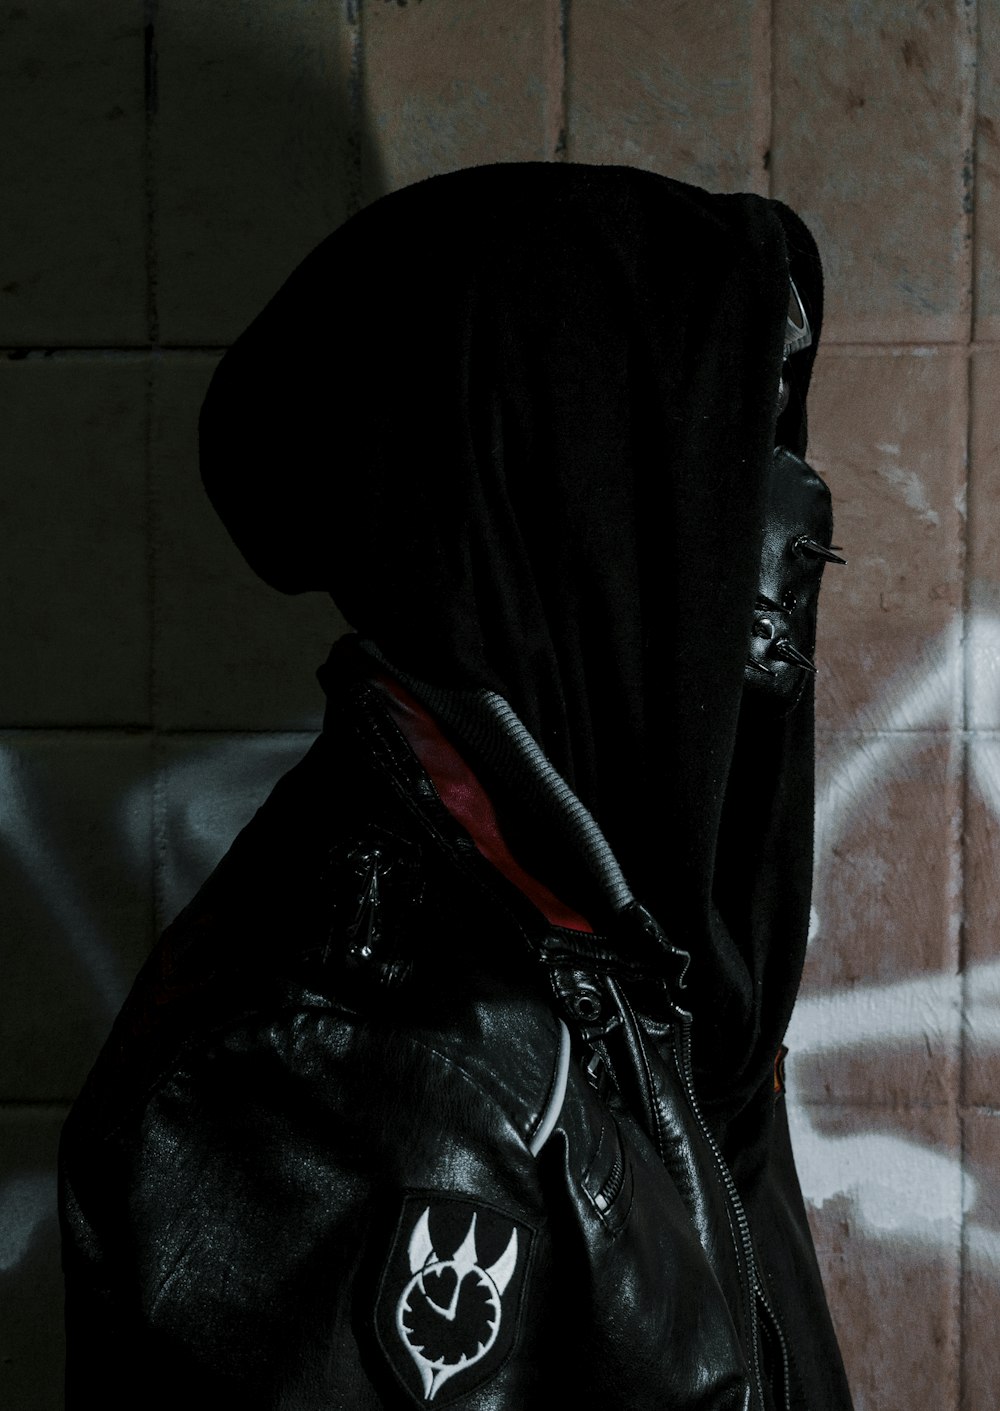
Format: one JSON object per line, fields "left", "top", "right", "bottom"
{"left": 59, "top": 986, "right": 564, "bottom": 1408}
{"left": 62, "top": 719, "right": 566, "bottom": 1172}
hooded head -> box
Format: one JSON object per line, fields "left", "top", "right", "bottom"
{"left": 200, "top": 162, "right": 825, "bottom": 1104}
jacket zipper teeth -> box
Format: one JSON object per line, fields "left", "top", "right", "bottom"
{"left": 595, "top": 1140, "right": 625, "bottom": 1211}
{"left": 675, "top": 1019, "right": 770, "bottom": 1411}
{"left": 754, "top": 1270, "right": 793, "bottom": 1411}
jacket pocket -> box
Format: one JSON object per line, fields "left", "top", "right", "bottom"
{"left": 581, "top": 1112, "right": 634, "bottom": 1234}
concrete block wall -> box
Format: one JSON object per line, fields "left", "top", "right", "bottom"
{"left": 1, "top": 3, "right": 995, "bottom": 1407}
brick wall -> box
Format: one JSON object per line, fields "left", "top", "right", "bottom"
{"left": 1, "top": 4, "right": 995, "bottom": 1408}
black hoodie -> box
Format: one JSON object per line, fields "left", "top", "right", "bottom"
{"left": 200, "top": 161, "right": 826, "bottom": 1118}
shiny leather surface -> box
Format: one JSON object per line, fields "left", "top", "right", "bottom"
{"left": 60, "top": 678, "right": 852, "bottom": 1409}
{"left": 744, "top": 446, "right": 839, "bottom": 709}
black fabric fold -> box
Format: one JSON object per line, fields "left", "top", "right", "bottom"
{"left": 201, "top": 161, "right": 825, "bottom": 1108}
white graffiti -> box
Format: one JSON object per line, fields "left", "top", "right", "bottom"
{"left": 787, "top": 607, "right": 1000, "bottom": 1262}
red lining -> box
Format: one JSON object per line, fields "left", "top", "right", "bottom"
{"left": 373, "top": 674, "right": 593, "bottom": 934}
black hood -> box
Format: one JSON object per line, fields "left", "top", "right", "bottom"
{"left": 200, "top": 161, "right": 825, "bottom": 1104}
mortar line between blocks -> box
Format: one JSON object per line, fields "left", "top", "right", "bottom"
{"left": 142, "top": 0, "right": 159, "bottom": 346}
{"left": 345, "top": 0, "right": 363, "bottom": 216}
{"left": 545, "top": 0, "right": 569, "bottom": 161}
{"left": 762, "top": 0, "right": 774, "bottom": 198}
{"left": 968, "top": 0, "right": 982, "bottom": 343}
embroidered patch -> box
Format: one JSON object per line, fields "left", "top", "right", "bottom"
{"left": 374, "top": 1193, "right": 534, "bottom": 1406}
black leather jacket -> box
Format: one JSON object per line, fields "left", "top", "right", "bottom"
{"left": 60, "top": 655, "right": 853, "bottom": 1410}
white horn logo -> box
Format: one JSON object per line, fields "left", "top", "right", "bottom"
{"left": 395, "top": 1206, "right": 519, "bottom": 1401}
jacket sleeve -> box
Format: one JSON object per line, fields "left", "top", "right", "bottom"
{"left": 59, "top": 1006, "right": 558, "bottom": 1410}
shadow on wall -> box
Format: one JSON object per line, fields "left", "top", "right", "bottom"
{"left": 1, "top": 6, "right": 389, "bottom": 1409}
{"left": 3, "top": 1, "right": 392, "bottom": 345}
{"left": 142, "top": 1, "right": 386, "bottom": 345}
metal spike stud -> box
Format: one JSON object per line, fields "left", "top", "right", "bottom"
{"left": 746, "top": 656, "right": 776, "bottom": 677}
{"left": 772, "top": 638, "right": 818, "bottom": 673}
{"left": 792, "top": 535, "right": 847, "bottom": 565}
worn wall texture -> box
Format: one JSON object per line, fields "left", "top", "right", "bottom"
{"left": 1, "top": 2, "right": 996, "bottom": 1408}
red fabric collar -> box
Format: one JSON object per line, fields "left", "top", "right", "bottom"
{"left": 373, "top": 674, "right": 593, "bottom": 934}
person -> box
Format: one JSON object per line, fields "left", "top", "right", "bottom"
{"left": 59, "top": 161, "right": 853, "bottom": 1409}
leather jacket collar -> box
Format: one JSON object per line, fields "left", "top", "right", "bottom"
{"left": 320, "top": 636, "right": 692, "bottom": 1000}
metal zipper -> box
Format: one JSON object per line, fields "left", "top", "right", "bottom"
{"left": 674, "top": 1017, "right": 793, "bottom": 1411}
{"left": 592, "top": 1129, "right": 625, "bottom": 1214}
{"left": 754, "top": 1268, "right": 794, "bottom": 1411}
{"left": 599, "top": 975, "right": 778, "bottom": 1410}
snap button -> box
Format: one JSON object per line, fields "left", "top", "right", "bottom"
{"left": 550, "top": 967, "right": 606, "bottom": 1026}
{"left": 566, "top": 987, "right": 603, "bottom": 1023}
